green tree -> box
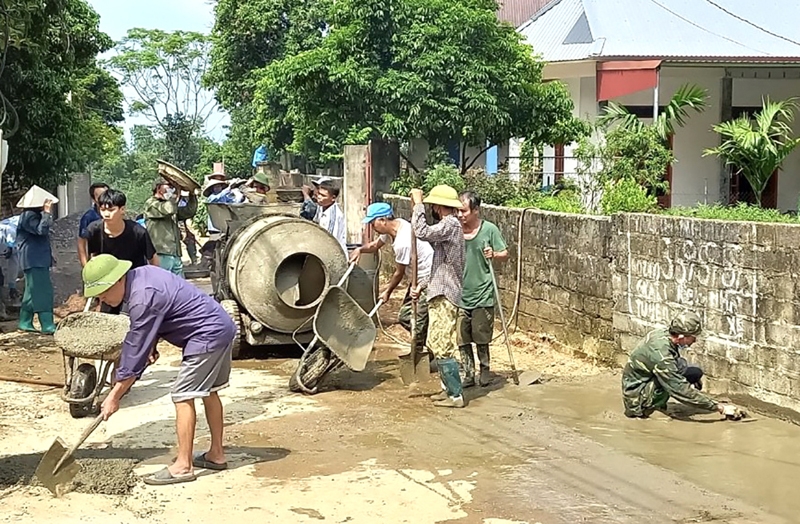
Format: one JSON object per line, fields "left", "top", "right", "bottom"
{"left": 253, "top": 0, "right": 586, "bottom": 168}
{"left": 704, "top": 98, "right": 800, "bottom": 208}
{"left": 0, "top": 0, "right": 124, "bottom": 193}
{"left": 105, "top": 28, "right": 217, "bottom": 131}
{"left": 205, "top": 0, "right": 331, "bottom": 170}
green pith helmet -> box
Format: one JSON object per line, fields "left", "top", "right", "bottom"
{"left": 669, "top": 310, "right": 703, "bottom": 336}
{"left": 82, "top": 254, "right": 132, "bottom": 297}
{"left": 252, "top": 171, "right": 270, "bottom": 187}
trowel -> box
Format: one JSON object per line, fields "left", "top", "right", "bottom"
{"left": 35, "top": 414, "right": 104, "bottom": 496}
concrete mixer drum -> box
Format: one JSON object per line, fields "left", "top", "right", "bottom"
{"left": 213, "top": 213, "right": 354, "bottom": 356}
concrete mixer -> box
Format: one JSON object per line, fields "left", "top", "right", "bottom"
{"left": 207, "top": 203, "right": 376, "bottom": 360}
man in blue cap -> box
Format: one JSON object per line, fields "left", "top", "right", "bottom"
{"left": 351, "top": 202, "right": 434, "bottom": 355}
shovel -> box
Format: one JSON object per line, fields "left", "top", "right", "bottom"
{"left": 487, "top": 247, "right": 541, "bottom": 386}
{"left": 35, "top": 413, "right": 104, "bottom": 495}
{"left": 398, "top": 227, "right": 430, "bottom": 385}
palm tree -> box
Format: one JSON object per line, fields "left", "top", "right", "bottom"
{"left": 704, "top": 98, "right": 800, "bottom": 208}
{"left": 596, "top": 84, "right": 708, "bottom": 140}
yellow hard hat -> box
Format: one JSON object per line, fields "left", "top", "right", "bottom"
{"left": 422, "top": 185, "right": 462, "bottom": 209}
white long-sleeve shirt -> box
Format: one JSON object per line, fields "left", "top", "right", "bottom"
{"left": 314, "top": 202, "right": 347, "bottom": 254}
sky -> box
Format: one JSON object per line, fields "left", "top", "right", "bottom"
{"left": 88, "top": 0, "right": 230, "bottom": 141}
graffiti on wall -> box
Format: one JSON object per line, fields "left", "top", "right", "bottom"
{"left": 627, "top": 237, "right": 757, "bottom": 340}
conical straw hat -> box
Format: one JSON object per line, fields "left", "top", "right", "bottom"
{"left": 16, "top": 185, "right": 59, "bottom": 209}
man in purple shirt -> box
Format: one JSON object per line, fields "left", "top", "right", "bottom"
{"left": 82, "top": 254, "right": 236, "bottom": 486}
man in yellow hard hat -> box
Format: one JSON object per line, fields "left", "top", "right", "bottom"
{"left": 409, "top": 185, "right": 466, "bottom": 408}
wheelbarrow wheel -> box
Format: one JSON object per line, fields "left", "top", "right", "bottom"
{"left": 220, "top": 299, "right": 243, "bottom": 359}
{"left": 289, "top": 348, "right": 332, "bottom": 393}
{"left": 69, "top": 363, "right": 98, "bottom": 419}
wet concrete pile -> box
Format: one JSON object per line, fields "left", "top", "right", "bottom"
{"left": 53, "top": 312, "right": 129, "bottom": 359}
{"left": 0, "top": 453, "right": 139, "bottom": 495}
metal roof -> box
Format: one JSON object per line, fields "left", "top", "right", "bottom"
{"left": 497, "top": 0, "right": 551, "bottom": 28}
{"left": 519, "top": 0, "right": 800, "bottom": 63}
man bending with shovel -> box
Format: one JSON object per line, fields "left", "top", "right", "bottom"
{"left": 82, "top": 254, "right": 236, "bottom": 485}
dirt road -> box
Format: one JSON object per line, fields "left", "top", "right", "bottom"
{"left": 0, "top": 321, "right": 791, "bottom": 524}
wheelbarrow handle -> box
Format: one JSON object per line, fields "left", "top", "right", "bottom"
{"left": 367, "top": 299, "right": 384, "bottom": 317}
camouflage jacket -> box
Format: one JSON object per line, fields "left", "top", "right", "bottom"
{"left": 621, "top": 328, "right": 718, "bottom": 417}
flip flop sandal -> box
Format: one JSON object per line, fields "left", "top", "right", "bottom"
{"left": 192, "top": 452, "right": 228, "bottom": 471}
{"left": 143, "top": 467, "right": 197, "bottom": 486}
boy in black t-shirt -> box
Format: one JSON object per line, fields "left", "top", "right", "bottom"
{"left": 84, "top": 189, "right": 159, "bottom": 314}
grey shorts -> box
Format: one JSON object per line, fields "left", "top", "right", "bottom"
{"left": 171, "top": 342, "right": 233, "bottom": 403}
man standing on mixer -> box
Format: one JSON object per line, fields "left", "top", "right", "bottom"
{"left": 83, "top": 254, "right": 236, "bottom": 486}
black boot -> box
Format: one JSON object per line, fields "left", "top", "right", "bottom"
{"left": 459, "top": 345, "right": 476, "bottom": 387}
{"left": 476, "top": 344, "right": 491, "bottom": 387}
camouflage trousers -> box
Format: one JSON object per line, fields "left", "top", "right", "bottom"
{"left": 397, "top": 287, "right": 429, "bottom": 346}
{"left": 426, "top": 296, "right": 458, "bottom": 359}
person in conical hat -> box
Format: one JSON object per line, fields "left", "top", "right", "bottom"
{"left": 15, "top": 185, "right": 59, "bottom": 334}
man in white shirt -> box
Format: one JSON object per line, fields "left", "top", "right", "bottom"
{"left": 313, "top": 180, "right": 347, "bottom": 254}
{"left": 350, "top": 202, "right": 434, "bottom": 350}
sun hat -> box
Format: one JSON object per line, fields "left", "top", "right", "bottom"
{"left": 362, "top": 202, "right": 393, "bottom": 224}
{"left": 82, "top": 254, "right": 133, "bottom": 298}
{"left": 669, "top": 310, "right": 703, "bottom": 336}
{"left": 422, "top": 185, "right": 462, "bottom": 209}
{"left": 17, "top": 185, "right": 59, "bottom": 209}
{"left": 202, "top": 178, "right": 227, "bottom": 197}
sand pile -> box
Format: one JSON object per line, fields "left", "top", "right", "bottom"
{"left": 54, "top": 312, "right": 130, "bottom": 359}
{"left": 0, "top": 453, "right": 139, "bottom": 495}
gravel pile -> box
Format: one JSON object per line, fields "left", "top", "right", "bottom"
{"left": 54, "top": 312, "right": 129, "bottom": 359}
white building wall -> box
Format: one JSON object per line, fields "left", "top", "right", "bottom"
{"left": 608, "top": 67, "right": 725, "bottom": 207}
{"left": 733, "top": 77, "right": 800, "bottom": 211}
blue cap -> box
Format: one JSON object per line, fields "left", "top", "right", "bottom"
{"left": 362, "top": 202, "right": 393, "bottom": 224}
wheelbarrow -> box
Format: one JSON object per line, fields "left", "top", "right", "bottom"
{"left": 53, "top": 311, "right": 130, "bottom": 418}
{"left": 289, "top": 263, "right": 383, "bottom": 394}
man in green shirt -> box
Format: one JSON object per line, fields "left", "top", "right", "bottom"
{"left": 457, "top": 191, "right": 508, "bottom": 387}
{"left": 144, "top": 179, "right": 197, "bottom": 277}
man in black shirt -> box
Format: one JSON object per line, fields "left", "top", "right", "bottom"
{"left": 84, "top": 189, "right": 159, "bottom": 314}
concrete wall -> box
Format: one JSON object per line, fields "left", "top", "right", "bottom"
{"left": 381, "top": 194, "right": 800, "bottom": 413}
{"left": 384, "top": 195, "right": 617, "bottom": 361}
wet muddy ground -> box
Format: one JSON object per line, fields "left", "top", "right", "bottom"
{"left": 0, "top": 280, "right": 794, "bottom": 523}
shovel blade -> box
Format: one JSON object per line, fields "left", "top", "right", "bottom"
{"left": 516, "top": 370, "right": 542, "bottom": 386}
{"left": 399, "top": 349, "right": 432, "bottom": 385}
{"left": 35, "top": 438, "right": 81, "bottom": 496}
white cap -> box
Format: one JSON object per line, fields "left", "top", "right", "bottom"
{"left": 311, "top": 176, "right": 333, "bottom": 186}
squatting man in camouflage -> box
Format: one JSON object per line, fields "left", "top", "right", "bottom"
{"left": 457, "top": 191, "right": 509, "bottom": 387}
{"left": 622, "top": 311, "right": 745, "bottom": 419}
{"left": 350, "top": 202, "right": 434, "bottom": 359}
{"left": 410, "top": 185, "right": 466, "bottom": 408}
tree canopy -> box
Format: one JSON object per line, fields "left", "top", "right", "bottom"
{"left": 245, "top": 0, "right": 586, "bottom": 166}
{"left": 0, "top": 0, "right": 124, "bottom": 192}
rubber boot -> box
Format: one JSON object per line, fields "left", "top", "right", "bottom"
{"left": 476, "top": 344, "right": 492, "bottom": 387}
{"left": 8, "top": 288, "right": 21, "bottom": 308}
{"left": 0, "top": 298, "right": 12, "bottom": 321}
{"left": 433, "top": 358, "right": 465, "bottom": 408}
{"left": 18, "top": 307, "right": 35, "bottom": 332}
{"left": 38, "top": 311, "right": 56, "bottom": 335}
{"left": 459, "top": 345, "right": 476, "bottom": 388}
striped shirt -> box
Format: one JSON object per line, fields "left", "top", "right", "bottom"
{"left": 314, "top": 202, "right": 347, "bottom": 254}
{"left": 411, "top": 203, "right": 464, "bottom": 306}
